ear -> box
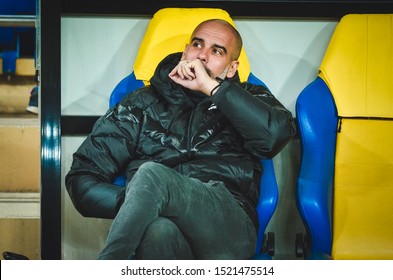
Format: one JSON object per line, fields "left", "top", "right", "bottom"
{"left": 226, "top": 60, "right": 239, "bottom": 79}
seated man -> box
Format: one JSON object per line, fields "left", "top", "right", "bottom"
{"left": 65, "top": 19, "right": 296, "bottom": 260}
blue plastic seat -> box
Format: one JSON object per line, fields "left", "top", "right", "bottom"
{"left": 295, "top": 77, "right": 337, "bottom": 259}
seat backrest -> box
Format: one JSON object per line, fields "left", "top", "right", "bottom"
{"left": 133, "top": 7, "right": 250, "bottom": 84}
{"left": 319, "top": 14, "right": 393, "bottom": 119}
{"left": 298, "top": 14, "right": 393, "bottom": 259}
{"left": 109, "top": 7, "right": 278, "bottom": 258}
{"left": 296, "top": 76, "right": 337, "bottom": 258}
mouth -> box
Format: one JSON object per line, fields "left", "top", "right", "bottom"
{"left": 203, "top": 66, "right": 213, "bottom": 78}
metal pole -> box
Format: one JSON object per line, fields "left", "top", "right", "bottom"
{"left": 0, "top": 15, "right": 36, "bottom": 27}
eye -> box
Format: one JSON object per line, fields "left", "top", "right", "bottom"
{"left": 192, "top": 41, "right": 202, "bottom": 48}
{"left": 213, "top": 48, "right": 223, "bottom": 56}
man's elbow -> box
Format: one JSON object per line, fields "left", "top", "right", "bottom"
{"left": 251, "top": 119, "right": 297, "bottom": 159}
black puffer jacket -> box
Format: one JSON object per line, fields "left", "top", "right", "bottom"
{"left": 65, "top": 52, "right": 296, "bottom": 229}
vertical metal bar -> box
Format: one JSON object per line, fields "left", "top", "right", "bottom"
{"left": 40, "top": 0, "right": 61, "bottom": 259}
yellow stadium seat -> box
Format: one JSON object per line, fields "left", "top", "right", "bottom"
{"left": 296, "top": 14, "right": 393, "bottom": 260}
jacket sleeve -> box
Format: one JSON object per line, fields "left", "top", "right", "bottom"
{"left": 65, "top": 102, "right": 142, "bottom": 218}
{"left": 211, "top": 80, "right": 296, "bottom": 159}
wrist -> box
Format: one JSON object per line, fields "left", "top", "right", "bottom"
{"left": 210, "top": 83, "right": 221, "bottom": 96}
{"left": 210, "top": 78, "right": 224, "bottom": 96}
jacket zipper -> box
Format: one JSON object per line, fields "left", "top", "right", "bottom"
{"left": 186, "top": 109, "right": 196, "bottom": 159}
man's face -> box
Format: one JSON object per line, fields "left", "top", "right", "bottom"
{"left": 182, "top": 21, "right": 239, "bottom": 80}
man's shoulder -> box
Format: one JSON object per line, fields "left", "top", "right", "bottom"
{"left": 240, "top": 81, "right": 272, "bottom": 97}
{"left": 122, "top": 86, "right": 161, "bottom": 108}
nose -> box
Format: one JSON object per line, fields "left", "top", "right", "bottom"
{"left": 197, "top": 48, "right": 208, "bottom": 63}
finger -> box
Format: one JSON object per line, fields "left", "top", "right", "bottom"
{"left": 180, "top": 60, "right": 194, "bottom": 79}
{"left": 168, "top": 66, "right": 179, "bottom": 77}
{"left": 183, "top": 65, "right": 196, "bottom": 80}
{"left": 179, "top": 61, "right": 192, "bottom": 80}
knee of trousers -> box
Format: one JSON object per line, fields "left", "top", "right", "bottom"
{"left": 126, "top": 162, "right": 168, "bottom": 193}
{"left": 143, "top": 217, "right": 183, "bottom": 242}
{"left": 136, "top": 217, "right": 194, "bottom": 259}
{"left": 133, "top": 162, "right": 169, "bottom": 180}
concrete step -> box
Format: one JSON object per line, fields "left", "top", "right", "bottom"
{"left": 0, "top": 217, "right": 40, "bottom": 260}
{"left": 0, "top": 75, "right": 36, "bottom": 114}
{"left": 0, "top": 192, "right": 40, "bottom": 260}
{"left": 0, "top": 62, "right": 40, "bottom": 260}
{"left": 0, "top": 116, "right": 39, "bottom": 192}
{"left": 0, "top": 192, "right": 39, "bottom": 218}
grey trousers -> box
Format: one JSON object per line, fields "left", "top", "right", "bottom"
{"left": 98, "top": 162, "right": 257, "bottom": 260}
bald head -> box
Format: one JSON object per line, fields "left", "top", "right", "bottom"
{"left": 192, "top": 19, "right": 243, "bottom": 61}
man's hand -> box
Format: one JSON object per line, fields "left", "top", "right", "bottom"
{"left": 169, "top": 59, "right": 219, "bottom": 96}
